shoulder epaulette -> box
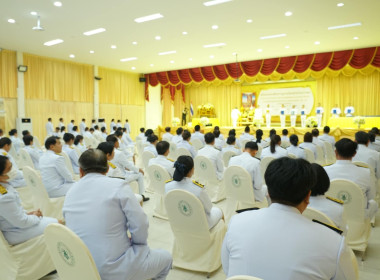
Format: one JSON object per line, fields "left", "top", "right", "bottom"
{"left": 312, "top": 219, "right": 343, "bottom": 235}
{"left": 326, "top": 196, "right": 344, "bottom": 204}
{"left": 324, "top": 163, "right": 333, "bottom": 167}
{"left": 356, "top": 164, "right": 369, "bottom": 169}
{"left": 192, "top": 180, "right": 204, "bottom": 188}
{"left": 165, "top": 179, "right": 173, "bottom": 184}
{"left": 2, "top": 152, "right": 7, "bottom": 156}
{"left": 55, "top": 153, "right": 62, "bottom": 156}
{"left": 299, "top": 146, "right": 304, "bottom": 149}
{"left": 69, "top": 146, "right": 74, "bottom": 149}
{"left": 167, "top": 158, "right": 174, "bottom": 162}
{"left": 0, "top": 185, "right": 7, "bottom": 195}
{"left": 108, "top": 162, "right": 116, "bottom": 169}
{"left": 236, "top": 207, "right": 260, "bottom": 213}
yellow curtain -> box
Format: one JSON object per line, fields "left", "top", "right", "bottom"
{"left": 98, "top": 67, "right": 145, "bottom": 105}
{"left": 0, "top": 50, "right": 17, "bottom": 98}
{"left": 23, "top": 53, "right": 93, "bottom": 102}
{"left": 173, "top": 90, "right": 185, "bottom": 120}
{"left": 2, "top": 98, "right": 17, "bottom": 135}
{"left": 25, "top": 100, "right": 94, "bottom": 141}
{"left": 162, "top": 88, "right": 172, "bottom": 126}
{"left": 184, "top": 84, "right": 242, "bottom": 126}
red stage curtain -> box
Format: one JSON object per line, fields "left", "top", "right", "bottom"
{"left": 372, "top": 47, "right": 380, "bottom": 67}
{"left": 241, "top": 60, "right": 262, "bottom": 76}
{"left": 201, "top": 66, "right": 216, "bottom": 82}
{"left": 277, "top": 56, "right": 297, "bottom": 74}
{"left": 168, "top": 71, "right": 180, "bottom": 85}
{"left": 329, "top": 50, "right": 352, "bottom": 70}
{"left": 349, "top": 47, "right": 376, "bottom": 69}
{"left": 293, "top": 55, "right": 314, "bottom": 73}
{"left": 213, "top": 65, "right": 229, "bottom": 80}
{"left": 261, "top": 58, "right": 280, "bottom": 75}
{"left": 178, "top": 69, "right": 192, "bottom": 84}
{"left": 311, "top": 53, "right": 333, "bottom": 71}
{"left": 226, "top": 63, "right": 243, "bottom": 79}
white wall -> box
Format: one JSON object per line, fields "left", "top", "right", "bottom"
{"left": 145, "top": 85, "right": 162, "bottom": 130}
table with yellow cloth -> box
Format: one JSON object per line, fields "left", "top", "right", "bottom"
{"left": 327, "top": 117, "right": 380, "bottom": 129}
{"left": 191, "top": 118, "right": 220, "bottom": 127}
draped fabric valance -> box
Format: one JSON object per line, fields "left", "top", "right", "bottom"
{"left": 145, "top": 46, "right": 380, "bottom": 101}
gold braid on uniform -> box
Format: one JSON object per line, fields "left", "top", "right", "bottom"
{"left": 326, "top": 196, "right": 343, "bottom": 204}
{"left": 192, "top": 180, "right": 204, "bottom": 188}
{"left": 312, "top": 219, "right": 343, "bottom": 235}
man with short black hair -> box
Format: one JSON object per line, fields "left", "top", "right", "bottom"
{"left": 368, "top": 132, "right": 380, "bottom": 152}
{"left": 62, "top": 133, "right": 80, "bottom": 174}
{"left": 39, "top": 136, "right": 75, "bottom": 197}
{"left": 93, "top": 125, "right": 103, "bottom": 143}
{"left": 171, "top": 127, "right": 184, "bottom": 145}
{"left": 228, "top": 141, "right": 265, "bottom": 202}
{"left": 222, "top": 157, "right": 356, "bottom": 279}
{"left": 144, "top": 135, "right": 159, "bottom": 156}
{"left": 91, "top": 119, "right": 96, "bottom": 129}
{"left": 46, "top": 118, "right": 54, "bottom": 137}
{"left": 59, "top": 118, "right": 64, "bottom": 129}
{"left": 72, "top": 126, "right": 79, "bottom": 137}
{"left": 117, "top": 120, "right": 122, "bottom": 128}
{"left": 80, "top": 118, "right": 86, "bottom": 135}
{"left": 162, "top": 127, "right": 173, "bottom": 142}
{"left": 148, "top": 141, "right": 174, "bottom": 177}
{"left": 23, "top": 135, "right": 42, "bottom": 169}
{"left": 353, "top": 131, "right": 380, "bottom": 178}
{"left": 68, "top": 120, "right": 75, "bottom": 133}
{"left": 318, "top": 126, "right": 335, "bottom": 148}
{"left": 299, "top": 132, "right": 317, "bottom": 158}
{"left": 124, "top": 119, "right": 131, "bottom": 134}
{"left": 0, "top": 137, "right": 26, "bottom": 187}
{"left": 101, "top": 127, "right": 107, "bottom": 140}
{"left": 240, "top": 126, "right": 255, "bottom": 142}
{"left": 177, "top": 130, "right": 197, "bottom": 158}
{"left": 325, "top": 138, "right": 378, "bottom": 219}
{"left": 191, "top": 125, "right": 205, "bottom": 144}
{"left": 63, "top": 149, "right": 172, "bottom": 280}
{"left": 281, "top": 129, "right": 289, "bottom": 142}
{"left": 197, "top": 132, "right": 224, "bottom": 180}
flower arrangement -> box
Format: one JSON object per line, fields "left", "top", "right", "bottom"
{"left": 172, "top": 117, "right": 180, "bottom": 127}
{"left": 253, "top": 118, "right": 264, "bottom": 128}
{"left": 353, "top": 116, "right": 365, "bottom": 128}
{"left": 306, "top": 116, "right": 318, "bottom": 128}
{"left": 200, "top": 117, "right": 209, "bottom": 126}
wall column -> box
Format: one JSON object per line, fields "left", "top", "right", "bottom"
{"left": 16, "top": 51, "right": 25, "bottom": 118}
{"left": 93, "top": 65, "right": 99, "bottom": 119}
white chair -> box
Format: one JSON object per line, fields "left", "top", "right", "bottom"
{"left": 61, "top": 151, "right": 77, "bottom": 180}
{"left": 240, "top": 139, "right": 250, "bottom": 152}
{"left": 73, "top": 146, "right": 82, "bottom": 158}
{"left": 315, "top": 145, "right": 326, "bottom": 166}
{"left": 23, "top": 166, "right": 65, "bottom": 220}
{"left": 222, "top": 151, "right": 236, "bottom": 167}
{"left": 326, "top": 179, "right": 371, "bottom": 260}
{"left": 303, "top": 148, "right": 315, "bottom": 163}
{"left": 224, "top": 166, "right": 267, "bottom": 221}
{"left": 164, "top": 190, "right": 226, "bottom": 276}
{"left": 323, "top": 141, "right": 336, "bottom": 165}
{"left": 194, "top": 156, "right": 225, "bottom": 203}
{"left": 142, "top": 150, "right": 155, "bottom": 170}
{"left": 168, "top": 141, "right": 177, "bottom": 161}
{"left": 227, "top": 276, "right": 264, "bottom": 280}
{"left": 260, "top": 156, "right": 275, "bottom": 179}
{"left": 303, "top": 207, "right": 337, "bottom": 226}
{"left": 0, "top": 230, "right": 55, "bottom": 280}
{"left": 83, "top": 137, "right": 92, "bottom": 148}
{"left": 147, "top": 164, "right": 171, "bottom": 220}
{"left": 33, "top": 136, "right": 43, "bottom": 150}
{"left": 18, "top": 148, "right": 36, "bottom": 170}
{"left": 176, "top": 147, "right": 192, "bottom": 158}
{"left": 255, "top": 145, "right": 263, "bottom": 159}
{"left": 191, "top": 138, "right": 204, "bottom": 151}
{"left": 281, "top": 140, "right": 291, "bottom": 149}
{"left": 288, "top": 153, "right": 297, "bottom": 159}
{"left": 44, "top": 224, "right": 101, "bottom": 280}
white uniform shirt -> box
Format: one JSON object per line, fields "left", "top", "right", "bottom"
{"left": 124, "top": 122, "right": 131, "bottom": 134}
{"left": 171, "top": 134, "right": 183, "bottom": 144}
{"left": 254, "top": 108, "right": 262, "bottom": 119}
{"left": 136, "top": 132, "right": 145, "bottom": 142}
{"left": 316, "top": 106, "right": 324, "bottom": 114}
{"left": 221, "top": 145, "right": 242, "bottom": 156}
{"left": 148, "top": 155, "right": 175, "bottom": 177}
{"left": 110, "top": 122, "right": 116, "bottom": 132}
{"left": 79, "top": 121, "right": 86, "bottom": 135}
{"left": 318, "top": 133, "right": 335, "bottom": 148}
{"left": 59, "top": 122, "right": 65, "bottom": 129}
{"left": 280, "top": 108, "right": 287, "bottom": 115}
{"left": 102, "top": 132, "right": 108, "bottom": 141}
{"left": 231, "top": 109, "right": 240, "bottom": 120}
{"left": 117, "top": 122, "right": 122, "bottom": 128}
{"left": 299, "top": 142, "right": 317, "bottom": 158}
{"left": 0, "top": 183, "right": 57, "bottom": 245}
{"left": 331, "top": 107, "right": 341, "bottom": 115}
{"left": 214, "top": 138, "right": 225, "bottom": 150}
{"left": 10, "top": 136, "right": 23, "bottom": 153}
{"left": 39, "top": 150, "right": 75, "bottom": 197}
{"left": 309, "top": 195, "right": 346, "bottom": 230}
{"left": 162, "top": 132, "right": 173, "bottom": 141}
{"left": 261, "top": 145, "right": 288, "bottom": 159}
{"left": 46, "top": 121, "right": 54, "bottom": 136}
{"left": 197, "top": 145, "right": 224, "bottom": 180}
{"left": 300, "top": 109, "right": 306, "bottom": 116}
{"left": 222, "top": 203, "right": 355, "bottom": 279}
{"left": 93, "top": 130, "right": 103, "bottom": 143}
{"left": 111, "top": 149, "right": 139, "bottom": 175}
{"left": 353, "top": 144, "right": 380, "bottom": 178}
{"left": 0, "top": 149, "right": 25, "bottom": 188}
{"left": 281, "top": 136, "right": 290, "bottom": 142}
{"left": 75, "top": 142, "right": 87, "bottom": 153}
{"left": 62, "top": 144, "right": 80, "bottom": 174}
{"left": 290, "top": 108, "right": 298, "bottom": 116}
{"left": 144, "top": 143, "right": 158, "bottom": 157}
{"left": 24, "top": 145, "right": 42, "bottom": 169}
{"left": 286, "top": 145, "right": 306, "bottom": 159}
{"left": 239, "top": 133, "right": 255, "bottom": 142}
{"left": 228, "top": 152, "right": 264, "bottom": 201}
{"left": 191, "top": 131, "right": 205, "bottom": 144}
{"left": 344, "top": 106, "right": 355, "bottom": 116}
{"left": 369, "top": 142, "right": 380, "bottom": 152}
{"left": 67, "top": 122, "right": 74, "bottom": 133}
{"left": 177, "top": 140, "right": 197, "bottom": 158}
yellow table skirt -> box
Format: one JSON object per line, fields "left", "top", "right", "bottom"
{"left": 327, "top": 117, "right": 380, "bottom": 129}
{"left": 191, "top": 118, "right": 220, "bottom": 127}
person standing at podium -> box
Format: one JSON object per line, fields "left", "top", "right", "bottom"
{"left": 265, "top": 104, "right": 272, "bottom": 128}
{"left": 290, "top": 105, "right": 297, "bottom": 127}
{"left": 231, "top": 107, "right": 241, "bottom": 128}
{"left": 330, "top": 104, "right": 341, "bottom": 118}
{"left": 315, "top": 103, "right": 324, "bottom": 127}
{"left": 280, "top": 104, "right": 286, "bottom": 127}
{"left": 300, "top": 105, "right": 307, "bottom": 128}
{"left": 344, "top": 103, "right": 355, "bottom": 117}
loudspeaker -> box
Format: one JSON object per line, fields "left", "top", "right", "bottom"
{"left": 139, "top": 77, "right": 146, "bottom": 82}
{"left": 18, "top": 65, "right": 28, "bottom": 72}
{"left": 95, "top": 76, "right": 102, "bottom": 80}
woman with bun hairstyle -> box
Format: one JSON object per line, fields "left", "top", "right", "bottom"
{"left": 260, "top": 135, "right": 288, "bottom": 159}
{"left": 165, "top": 155, "right": 223, "bottom": 229}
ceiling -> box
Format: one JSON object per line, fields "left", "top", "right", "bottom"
{"left": 1, "top": 0, "right": 380, "bottom": 74}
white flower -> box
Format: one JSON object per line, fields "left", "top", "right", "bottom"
{"left": 353, "top": 116, "right": 365, "bottom": 125}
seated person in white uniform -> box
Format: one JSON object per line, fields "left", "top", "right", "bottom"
{"left": 63, "top": 149, "right": 172, "bottom": 280}
{"left": 144, "top": 134, "right": 159, "bottom": 157}
{"left": 255, "top": 129, "right": 268, "bottom": 148}
{"left": 213, "top": 126, "right": 225, "bottom": 141}
{"left": 0, "top": 137, "right": 26, "bottom": 188}
{"left": 162, "top": 127, "right": 173, "bottom": 142}
{"left": 318, "top": 126, "right": 335, "bottom": 148}
{"left": 264, "top": 128, "right": 276, "bottom": 142}
{"left": 213, "top": 130, "right": 225, "bottom": 151}
{"left": 228, "top": 129, "right": 241, "bottom": 149}
{"left": 171, "top": 127, "right": 184, "bottom": 145}
{"left": 67, "top": 120, "right": 75, "bottom": 133}
{"left": 281, "top": 129, "right": 290, "bottom": 142}
{"left": 72, "top": 126, "right": 79, "bottom": 137}
{"left": 309, "top": 163, "right": 347, "bottom": 232}
{"left": 9, "top": 129, "right": 24, "bottom": 153}
{"left": 299, "top": 132, "right": 318, "bottom": 158}
{"left": 239, "top": 126, "right": 255, "bottom": 142}
{"left": 222, "top": 157, "right": 356, "bottom": 279}
{"left": 368, "top": 132, "right": 380, "bottom": 152}
{"left": 148, "top": 141, "right": 175, "bottom": 177}
{"left": 221, "top": 136, "right": 241, "bottom": 156}
{"left": 0, "top": 156, "right": 61, "bottom": 245}
{"left": 93, "top": 125, "right": 104, "bottom": 143}
{"left": 197, "top": 133, "right": 224, "bottom": 180}
{"left": 23, "top": 135, "right": 42, "bottom": 169}
{"left": 165, "top": 155, "right": 223, "bottom": 229}
{"left": 324, "top": 138, "right": 378, "bottom": 219}
{"left": 353, "top": 131, "right": 380, "bottom": 179}
{"left": 80, "top": 118, "right": 86, "bottom": 135}
{"left": 372, "top": 127, "right": 380, "bottom": 141}
{"left": 261, "top": 135, "right": 288, "bottom": 159}
{"left": 228, "top": 141, "right": 266, "bottom": 203}
{"left": 191, "top": 125, "right": 205, "bottom": 144}
{"left": 91, "top": 119, "right": 96, "bottom": 129}
{"left": 74, "top": 135, "right": 87, "bottom": 153}
{"left": 58, "top": 126, "right": 66, "bottom": 138}
{"left": 286, "top": 134, "right": 306, "bottom": 159}
{"left": 136, "top": 127, "right": 145, "bottom": 141}
{"left": 122, "top": 127, "right": 134, "bottom": 146}
{"left": 176, "top": 130, "right": 197, "bottom": 158}
{"left": 39, "top": 136, "right": 76, "bottom": 197}
{"left": 312, "top": 128, "right": 327, "bottom": 155}
{"left": 62, "top": 133, "right": 80, "bottom": 174}
{"left": 101, "top": 127, "right": 108, "bottom": 140}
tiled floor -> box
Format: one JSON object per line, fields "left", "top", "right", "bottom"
{"left": 41, "top": 194, "right": 380, "bottom": 280}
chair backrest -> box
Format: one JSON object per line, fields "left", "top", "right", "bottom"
{"left": 260, "top": 156, "right": 275, "bottom": 178}
{"left": 61, "top": 151, "right": 75, "bottom": 177}
{"left": 0, "top": 230, "right": 17, "bottom": 278}
{"left": 353, "top": 161, "right": 375, "bottom": 175}
{"left": 73, "top": 146, "right": 82, "bottom": 157}
{"left": 315, "top": 145, "right": 325, "bottom": 165}
{"left": 44, "top": 224, "right": 101, "bottom": 280}
{"left": 222, "top": 151, "right": 237, "bottom": 166}
{"left": 227, "top": 276, "right": 263, "bottom": 280}
{"left": 83, "top": 137, "right": 92, "bottom": 148}
{"left": 33, "top": 136, "right": 43, "bottom": 150}
{"left": 224, "top": 166, "right": 255, "bottom": 204}
{"left": 168, "top": 141, "right": 177, "bottom": 161}
{"left": 303, "top": 148, "right": 315, "bottom": 163}
{"left": 176, "top": 147, "right": 192, "bottom": 158}
{"left": 147, "top": 164, "right": 171, "bottom": 195}
{"left": 165, "top": 190, "right": 210, "bottom": 240}
{"left": 303, "top": 207, "right": 336, "bottom": 226}
{"left": 142, "top": 151, "right": 155, "bottom": 169}
{"left": 191, "top": 138, "right": 204, "bottom": 151}
{"left": 323, "top": 141, "right": 336, "bottom": 165}
{"left": 19, "top": 148, "right": 36, "bottom": 169}
{"left": 256, "top": 145, "right": 263, "bottom": 158}
{"left": 240, "top": 139, "right": 250, "bottom": 151}
{"left": 194, "top": 155, "right": 217, "bottom": 181}
{"left": 281, "top": 140, "right": 291, "bottom": 148}
{"left": 288, "top": 153, "right": 297, "bottom": 159}
{"left": 23, "top": 166, "right": 51, "bottom": 210}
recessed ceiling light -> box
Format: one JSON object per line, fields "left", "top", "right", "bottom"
{"left": 232, "top": 52, "right": 237, "bottom": 55}
{"left": 83, "top": 28, "right": 106, "bottom": 36}
{"left": 44, "top": 39, "right": 64, "bottom": 46}
{"left": 134, "top": 13, "right": 164, "bottom": 23}
{"left": 182, "top": 31, "right": 188, "bottom": 35}
{"left": 203, "top": 42, "right": 226, "bottom": 48}
{"left": 260, "top": 33, "right": 286, "bottom": 40}
{"left": 89, "top": 50, "right": 95, "bottom": 54}
{"left": 337, "top": 3, "right": 344, "bottom": 7}
{"left": 120, "top": 57, "right": 138, "bottom": 62}
{"left": 7, "top": 19, "right": 16, "bottom": 23}
{"left": 170, "top": 60, "right": 175, "bottom": 64}
{"left": 246, "top": 19, "right": 252, "bottom": 23}
{"left": 189, "top": 58, "right": 193, "bottom": 61}
{"left": 155, "top": 36, "right": 161, "bottom": 40}
{"left": 314, "top": 41, "right": 320, "bottom": 45}
{"left": 132, "top": 41, "right": 137, "bottom": 45}
{"left": 285, "top": 45, "right": 290, "bottom": 48}
{"left": 353, "top": 36, "right": 359, "bottom": 40}
{"left": 203, "top": 0, "right": 233, "bottom": 6}
{"left": 53, "top": 1, "right": 62, "bottom": 7}
{"left": 212, "top": 25, "right": 218, "bottom": 30}
{"left": 257, "top": 49, "right": 263, "bottom": 52}
{"left": 30, "top": 11, "right": 38, "bottom": 16}
{"left": 210, "top": 55, "right": 215, "bottom": 59}
{"left": 69, "top": 54, "right": 75, "bottom": 58}
{"left": 328, "top": 22, "right": 362, "bottom": 30}
{"left": 159, "top": 50, "right": 176, "bottom": 55}
{"left": 150, "top": 64, "right": 154, "bottom": 67}
{"left": 131, "top": 67, "right": 136, "bottom": 70}
{"left": 285, "top": 11, "right": 292, "bottom": 16}
{"left": 111, "top": 45, "right": 117, "bottom": 49}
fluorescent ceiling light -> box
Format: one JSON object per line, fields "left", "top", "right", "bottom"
{"left": 337, "top": 3, "right": 344, "bottom": 7}
{"left": 170, "top": 61, "right": 175, "bottom": 63}
{"left": 69, "top": 54, "right": 75, "bottom": 58}
{"left": 203, "top": 42, "right": 226, "bottom": 48}
{"left": 353, "top": 37, "right": 359, "bottom": 40}
{"left": 260, "top": 33, "right": 286, "bottom": 40}
{"left": 212, "top": 25, "right": 219, "bottom": 30}
{"left": 44, "top": 39, "right": 64, "bottom": 46}
{"left": 132, "top": 41, "right": 137, "bottom": 45}
{"left": 120, "top": 57, "right": 137, "bottom": 62}
{"left": 285, "top": 45, "right": 290, "bottom": 48}
{"left": 150, "top": 64, "right": 154, "bottom": 67}
{"left": 314, "top": 41, "right": 320, "bottom": 45}
{"left": 285, "top": 11, "right": 292, "bottom": 16}
{"left": 246, "top": 19, "right": 252, "bottom": 23}
{"left": 155, "top": 36, "right": 161, "bottom": 40}
{"left": 209, "top": 55, "right": 215, "bottom": 58}
{"left": 328, "top": 22, "right": 361, "bottom": 30}
{"left": 189, "top": 58, "right": 193, "bottom": 61}
{"left": 8, "top": 19, "right": 16, "bottom": 23}
{"left": 134, "top": 13, "right": 163, "bottom": 23}
{"left": 203, "top": 0, "right": 233, "bottom": 6}
{"left": 111, "top": 45, "right": 117, "bottom": 49}
{"left": 90, "top": 50, "right": 95, "bottom": 54}
{"left": 182, "top": 31, "right": 188, "bottom": 35}
{"left": 54, "top": 1, "right": 62, "bottom": 7}
{"left": 257, "top": 49, "right": 263, "bottom": 52}
{"left": 30, "top": 11, "right": 37, "bottom": 16}
{"left": 83, "top": 28, "right": 106, "bottom": 36}
{"left": 159, "top": 50, "right": 176, "bottom": 55}
{"left": 131, "top": 67, "right": 136, "bottom": 70}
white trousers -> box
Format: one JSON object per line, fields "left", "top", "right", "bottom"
{"left": 301, "top": 115, "right": 306, "bottom": 128}
{"left": 125, "top": 172, "right": 145, "bottom": 194}
{"left": 266, "top": 114, "right": 271, "bottom": 128}
{"left": 290, "top": 115, "right": 296, "bottom": 127}
{"left": 232, "top": 118, "right": 238, "bottom": 128}
{"left": 280, "top": 115, "right": 286, "bottom": 127}
{"left": 316, "top": 114, "right": 322, "bottom": 127}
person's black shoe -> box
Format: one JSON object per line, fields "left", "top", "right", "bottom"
{"left": 142, "top": 195, "right": 150, "bottom": 202}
